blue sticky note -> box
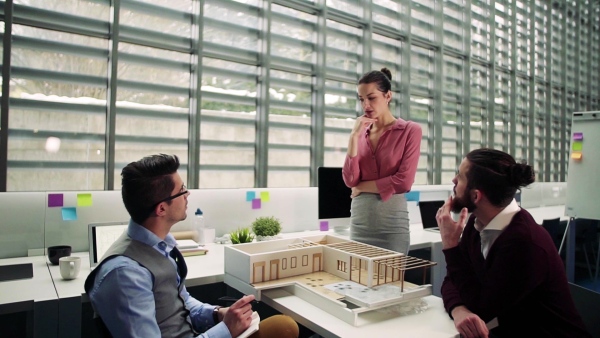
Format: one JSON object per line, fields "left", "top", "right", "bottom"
{"left": 246, "top": 191, "right": 255, "bottom": 201}
{"left": 61, "top": 207, "right": 77, "bottom": 221}
{"left": 405, "top": 191, "right": 420, "bottom": 202}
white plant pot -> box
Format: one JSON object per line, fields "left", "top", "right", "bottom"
{"left": 256, "top": 235, "right": 281, "bottom": 241}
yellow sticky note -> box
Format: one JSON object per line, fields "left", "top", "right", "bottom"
{"left": 260, "top": 191, "right": 270, "bottom": 202}
{"left": 571, "top": 152, "right": 582, "bottom": 160}
{"left": 572, "top": 141, "right": 583, "bottom": 151}
{"left": 77, "top": 193, "right": 93, "bottom": 207}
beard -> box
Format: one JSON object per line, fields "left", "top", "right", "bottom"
{"left": 452, "top": 189, "right": 477, "bottom": 213}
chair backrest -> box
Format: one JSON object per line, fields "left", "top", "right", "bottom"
{"left": 568, "top": 282, "right": 600, "bottom": 337}
{"left": 94, "top": 315, "right": 113, "bottom": 338}
{"left": 541, "top": 217, "right": 561, "bottom": 250}
{"left": 575, "top": 219, "right": 599, "bottom": 246}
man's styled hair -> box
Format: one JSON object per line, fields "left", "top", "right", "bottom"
{"left": 121, "top": 154, "right": 180, "bottom": 224}
{"left": 466, "top": 148, "right": 535, "bottom": 207}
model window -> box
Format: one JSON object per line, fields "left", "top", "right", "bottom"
{"left": 337, "top": 260, "right": 347, "bottom": 272}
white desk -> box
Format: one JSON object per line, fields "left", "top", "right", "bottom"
{"left": 0, "top": 255, "right": 59, "bottom": 338}
{"left": 261, "top": 288, "right": 456, "bottom": 338}
{"left": 228, "top": 229, "right": 456, "bottom": 338}
{"left": 2, "top": 231, "right": 449, "bottom": 338}
{"left": 526, "top": 205, "right": 568, "bottom": 224}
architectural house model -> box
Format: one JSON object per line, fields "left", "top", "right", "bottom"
{"left": 224, "top": 234, "right": 437, "bottom": 325}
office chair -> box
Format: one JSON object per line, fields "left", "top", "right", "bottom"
{"left": 94, "top": 315, "right": 112, "bottom": 338}
{"left": 541, "top": 217, "right": 561, "bottom": 251}
{"left": 568, "top": 282, "right": 600, "bottom": 337}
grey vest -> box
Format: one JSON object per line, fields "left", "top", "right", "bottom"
{"left": 84, "top": 232, "right": 196, "bottom": 338}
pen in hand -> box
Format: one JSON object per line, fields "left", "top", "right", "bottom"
{"left": 217, "top": 296, "right": 259, "bottom": 305}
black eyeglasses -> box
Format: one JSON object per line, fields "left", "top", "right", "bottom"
{"left": 150, "top": 185, "right": 188, "bottom": 212}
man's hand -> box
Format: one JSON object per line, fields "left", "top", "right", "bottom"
{"left": 451, "top": 306, "right": 489, "bottom": 338}
{"left": 436, "top": 196, "right": 468, "bottom": 250}
{"left": 221, "top": 295, "right": 255, "bottom": 337}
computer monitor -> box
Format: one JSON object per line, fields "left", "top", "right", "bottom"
{"left": 418, "top": 200, "right": 445, "bottom": 232}
{"left": 88, "top": 221, "right": 128, "bottom": 268}
{"left": 317, "top": 167, "right": 352, "bottom": 233}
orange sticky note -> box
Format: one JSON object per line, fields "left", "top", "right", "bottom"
{"left": 571, "top": 152, "right": 582, "bottom": 160}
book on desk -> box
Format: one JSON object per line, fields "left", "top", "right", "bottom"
{"left": 176, "top": 239, "right": 208, "bottom": 257}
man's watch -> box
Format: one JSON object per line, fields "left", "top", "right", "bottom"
{"left": 213, "top": 306, "right": 222, "bottom": 323}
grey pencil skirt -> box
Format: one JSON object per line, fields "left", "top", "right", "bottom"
{"left": 349, "top": 192, "right": 410, "bottom": 255}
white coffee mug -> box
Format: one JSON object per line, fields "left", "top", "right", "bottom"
{"left": 59, "top": 256, "right": 81, "bottom": 280}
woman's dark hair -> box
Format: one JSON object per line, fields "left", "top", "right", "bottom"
{"left": 121, "top": 154, "right": 180, "bottom": 224}
{"left": 358, "top": 67, "right": 392, "bottom": 94}
{"left": 465, "top": 148, "right": 535, "bottom": 207}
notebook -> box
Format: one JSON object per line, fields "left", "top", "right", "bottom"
{"left": 418, "top": 200, "right": 445, "bottom": 233}
{"left": 237, "top": 311, "right": 260, "bottom": 338}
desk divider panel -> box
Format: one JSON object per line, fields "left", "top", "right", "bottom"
{"left": 178, "top": 187, "right": 319, "bottom": 236}
{"left": 2, "top": 183, "right": 560, "bottom": 260}
{"left": 44, "top": 191, "right": 129, "bottom": 253}
{"left": 42, "top": 188, "right": 319, "bottom": 254}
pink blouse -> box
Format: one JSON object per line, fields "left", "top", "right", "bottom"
{"left": 342, "top": 119, "right": 422, "bottom": 202}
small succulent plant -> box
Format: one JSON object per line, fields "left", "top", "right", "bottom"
{"left": 230, "top": 227, "right": 254, "bottom": 244}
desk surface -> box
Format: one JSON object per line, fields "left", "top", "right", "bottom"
{"left": 2, "top": 229, "right": 442, "bottom": 305}
{"left": 262, "top": 288, "right": 457, "bottom": 338}
{"left": 526, "top": 205, "right": 568, "bottom": 223}
{"left": 48, "top": 243, "right": 226, "bottom": 300}
{"left": 0, "top": 255, "right": 56, "bottom": 309}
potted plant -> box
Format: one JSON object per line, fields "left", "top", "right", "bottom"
{"left": 251, "top": 216, "right": 282, "bottom": 241}
{"left": 229, "top": 227, "right": 254, "bottom": 244}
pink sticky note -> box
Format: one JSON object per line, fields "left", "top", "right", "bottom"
{"left": 252, "top": 198, "right": 261, "bottom": 209}
{"left": 573, "top": 132, "right": 583, "bottom": 140}
{"left": 48, "top": 194, "right": 63, "bottom": 207}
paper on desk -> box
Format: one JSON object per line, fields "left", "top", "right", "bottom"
{"left": 237, "top": 311, "right": 260, "bottom": 338}
{"left": 453, "top": 317, "right": 498, "bottom": 337}
{"left": 176, "top": 239, "right": 202, "bottom": 249}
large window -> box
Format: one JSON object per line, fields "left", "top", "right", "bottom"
{"left": 1, "top": 0, "right": 599, "bottom": 191}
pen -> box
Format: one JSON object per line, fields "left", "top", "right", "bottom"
{"left": 217, "top": 296, "right": 259, "bottom": 304}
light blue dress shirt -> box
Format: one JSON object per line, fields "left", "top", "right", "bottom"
{"left": 88, "top": 220, "right": 232, "bottom": 338}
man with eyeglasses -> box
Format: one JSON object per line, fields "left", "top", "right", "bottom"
{"left": 84, "top": 154, "right": 299, "bottom": 338}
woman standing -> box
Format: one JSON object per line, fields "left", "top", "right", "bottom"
{"left": 342, "top": 68, "right": 422, "bottom": 254}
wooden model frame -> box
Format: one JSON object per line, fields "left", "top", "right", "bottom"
{"left": 224, "top": 234, "right": 437, "bottom": 325}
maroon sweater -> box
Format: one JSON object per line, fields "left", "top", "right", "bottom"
{"left": 441, "top": 209, "right": 591, "bottom": 337}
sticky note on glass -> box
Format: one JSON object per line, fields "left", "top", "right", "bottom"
{"left": 571, "top": 152, "right": 582, "bottom": 160}
{"left": 61, "top": 207, "right": 77, "bottom": 221}
{"left": 572, "top": 141, "right": 583, "bottom": 151}
{"left": 260, "top": 191, "right": 270, "bottom": 202}
{"left": 77, "top": 193, "right": 93, "bottom": 207}
{"left": 246, "top": 191, "right": 255, "bottom": 201}
{"left": 320, "top": 221, "right": 329, "bottom": 231}
{"left": 405, "top": 191, "right": 420, "bottom": 202}
{"left": 48, "top": 193, "right": 64, "bottom": 207}
{"left": 572, "top": 132, "right": 583, "bottom": 140}
{"left": 252, "top": 198, "right": 261, "bottom": 209}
